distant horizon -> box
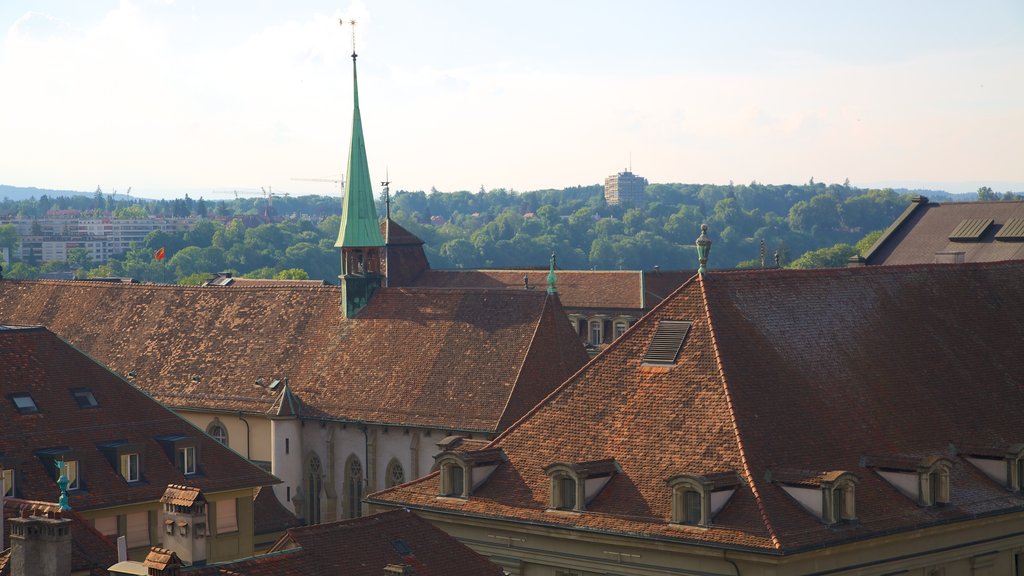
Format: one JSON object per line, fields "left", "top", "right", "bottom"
{"left": 1, "top": 1, "right": 1021, "bottom": 200}
{"left": 3, "top": 179, "right": 1019, "bottom": 204}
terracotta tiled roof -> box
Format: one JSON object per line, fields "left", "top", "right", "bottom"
{"left": 413, "top": 269, "right": 652, "bottom": 310}
{"left": 206, "top": 277, "right": 329, "bottom": 287}
{"left": 190, "top": 509, "right": 503, "bottom": 576}
{"left": 0, "top": 326, "right": 278, "bottom": 512}
{"left": 371, "top": 261, "right": 1024, "bottom": 553}
{"left": 2, "top": 497, "right": 117, "bottom": 573}
{"left": 0, "top": 281, "right": 588, "bottom": 432}
{"left": 252, "top": 486, "right": 301, "bottom": 536}
{"left": 381, "top": 218, "right": 424, "bottom": 246}
{"left": 865, "top": 199, "right": 1024, "bottom": 265}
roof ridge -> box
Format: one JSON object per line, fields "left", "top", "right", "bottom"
{"left": 494, "top": 293, "right": 551, "bottom": 432}
{"left": 484, "top": 271, "right": 704, "bottom": 447}
{"left": 698, "top": 275, "right": 782, "bottom": 550}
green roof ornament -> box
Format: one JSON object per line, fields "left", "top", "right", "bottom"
{"left": 547, "top": 253, "right": 558, "bottom": 294}
{"left": 335, "top": 19, "right": 384, "bottom": 249}
{"left": 55, "top": 459, "right": 71, "bottom": 511}
{"left": 696, "top": 224, "right": 712, "bottom": 276}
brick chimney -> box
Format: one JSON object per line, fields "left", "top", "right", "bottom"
{"left": 8, "top": 509, "right": 72, "bottom": 576}
{"left": 143, "top": 547, "right": 183, "bottom": 576}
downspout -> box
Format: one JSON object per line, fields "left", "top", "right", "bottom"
{"left": 362, "top": 424, "right": 370, "bottom": 517}
{"left": 237, "top": 412, "right": 251, "bottom": 459}
{"left": 722, "top": 550, "right": 741, "bottom": 576}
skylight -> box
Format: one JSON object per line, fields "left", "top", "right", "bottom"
{"left": 642, "top": 321, "right": 692, "bottom": 365}
{"left": 71, "top": 388, "right": 98, "bottom": 408}
{"left": 10, "top": 393, "right": 38, "bottom": 414}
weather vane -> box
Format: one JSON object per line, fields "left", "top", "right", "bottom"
{"left": 339, "top": 18, "right": 358, "bottom": 59}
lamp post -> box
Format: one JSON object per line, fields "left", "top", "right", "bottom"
{"left": 696, "top": 224, "right": 712, "bottom": 276}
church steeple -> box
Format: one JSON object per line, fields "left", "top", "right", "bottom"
{"left": 336, "top": 20, "right": 384, "bottom": 318}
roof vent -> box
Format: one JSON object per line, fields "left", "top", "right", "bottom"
{"left": 268, "top": 379, "right": 282, "bottom": 391}
{"left": 642, "top": 320, "right": 692, "bottom": 365}
{"left": 948, "top": 218, "right": 993, "bottom": 240}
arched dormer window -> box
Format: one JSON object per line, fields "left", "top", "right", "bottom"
{"left": 544, "top": 459, "right": 618, "bottom": 513}
{"left": 773, "top": 469, "right": 858, "bottom": 526}
{"left": 667, "top": 473, "right": 739, "bottom": 527}
{"left": 866, "top": 455, "right": 951, "bottom": 508}
{"left": 920, "top": 459, "right": 951, "bottom": 506}
{"left": 433, "top": 436, "right": 506, "bottom": 499}
{"left": 438, "top": 458, "right": 468, "bottom": 498}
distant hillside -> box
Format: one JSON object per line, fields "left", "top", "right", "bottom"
{"left": 0, "top": 184, "right": 92, "bottom": 201}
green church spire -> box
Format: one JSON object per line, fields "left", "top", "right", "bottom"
{"left": 335, "top": 22, "right": 384, "bottom": 250}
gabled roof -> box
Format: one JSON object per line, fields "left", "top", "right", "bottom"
{"left": 864, "top": 198, "right": 1024, "bottom": 265}
{"left": 188, "top": 509, "right": 503, "bottom": 576}
{"left": 371, "top": 261, "right": 1024, "bottom": 553}
{"left": 0, "top": 281, "right": 588, "bottom": 433}
{"left": 2, "top": 497, "right": 117, "bottom": 573}
{"left": 0, "top": 326, "right": 278, "bottom": 511}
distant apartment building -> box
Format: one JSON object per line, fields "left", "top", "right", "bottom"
{"left": 603, "top": 170, "right": 648, "bottom": 205}
{"left": 2, "top": 216, "right": 194, "bottom": 264}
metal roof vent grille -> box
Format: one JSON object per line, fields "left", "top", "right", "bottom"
{"left": 995, "top": 218, "right": 1024, "bottom": 240}
{"left": 948, "top": 218, "right": 993, "bottom": 240}
{"left": 642, "top": 320, "right": 692, "bottom": 365}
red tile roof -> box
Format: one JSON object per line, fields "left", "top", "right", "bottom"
{"left": 2, "top": 497, "right": 117, "bottom": 574}
{"left": 0, "top": 326, "right": 278, "bottom": 512}
{"left": 414, "top": 269, "right": 649, "bottom": 310}
{"left": 865, "top": 199, "right": 1024, "bottom": 265}
{"left": 190, "top": 509, "right": 503, "bottom": 576}
{"left": 370, "top": 261, "right": 1024, "bottom": 553}
{"left": 0, "top": 281, "right": 588, "bottom": 433}
{"left": 252, "top": 486, "right": 301, "bottom": 536}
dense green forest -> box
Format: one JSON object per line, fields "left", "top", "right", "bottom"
{"left": 0, "top": 182, "right": 996, "bottom": 283}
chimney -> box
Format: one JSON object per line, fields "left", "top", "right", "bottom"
{"left": 143, "top": 547, "right": 183, "bottom": 576}
{"left": 158, "top": 485, "right": 208, "bottom": 566}
{"left": 384, "top": 564, "right": 416, "bottom": 575}
{"left": 8, "top": 510, "right": 72, "bottom": 576}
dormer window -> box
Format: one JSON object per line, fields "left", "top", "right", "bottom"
{"left": 99, "top": 441, "right": 145, "bottom": 484}
{"left": 179, "top": 446, "right": 196, "bottom": 475}
{"left": 36, "top": 448, "right": 82, "bottom": 491}
{"left": 434, "top": 436, "right": 505, "bottom": 499}
{"left": 70, "top": 388, "right": 98, "bottom": 408}
{"left": 121, "top": 452, "right": 140, "bottom": 482}
{"left": 10, "top": 393, "right": 38, "bottom": 414}
{"left": 441, "top": 461, "right": 467, "bottom": 498}
{"left": 156, "top": 435, "right": 199, "bottom": 477}
{"left": 667, "top": 473, "right": 740, "bottom": 527}
{"left": 2, "top": 466, "right": 14, "bottom": 497}
{"left": 773, "top": 469, "right": 858, "bottom": 526}
{"left": 961, "top": 444, "right": 1024, "bottom": 492}
{"left": 544, "top": 459, "right": 618, "bottom": 513}
{"left": 866, "top": 455, "right": 951, "bottom": 507}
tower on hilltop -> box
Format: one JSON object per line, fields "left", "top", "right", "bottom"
{"left": 604, "top": 169, "right": 648, "bottom": 206}
{"left": 335, "top": 20, "right": 385, "bottom": 318}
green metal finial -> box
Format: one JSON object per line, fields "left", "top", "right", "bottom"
{"left": 547, "top": 253, "right": 558, "bottom": 294}
{"left": 55, "top": 459, "right": 71, "bottom": 511}
{"left": 696, "top": 224, "right": 712, "bottom": 276}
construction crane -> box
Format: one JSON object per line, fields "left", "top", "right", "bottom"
{"left": 291, "top": 176, "right": 345, "bottom": 195}
{"left": 260, "top": 187, "right": 290, "bottom": 222}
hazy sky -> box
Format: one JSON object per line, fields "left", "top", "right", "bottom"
{"left": 1, "top": 1, "right": 1022, "bottom": 199}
